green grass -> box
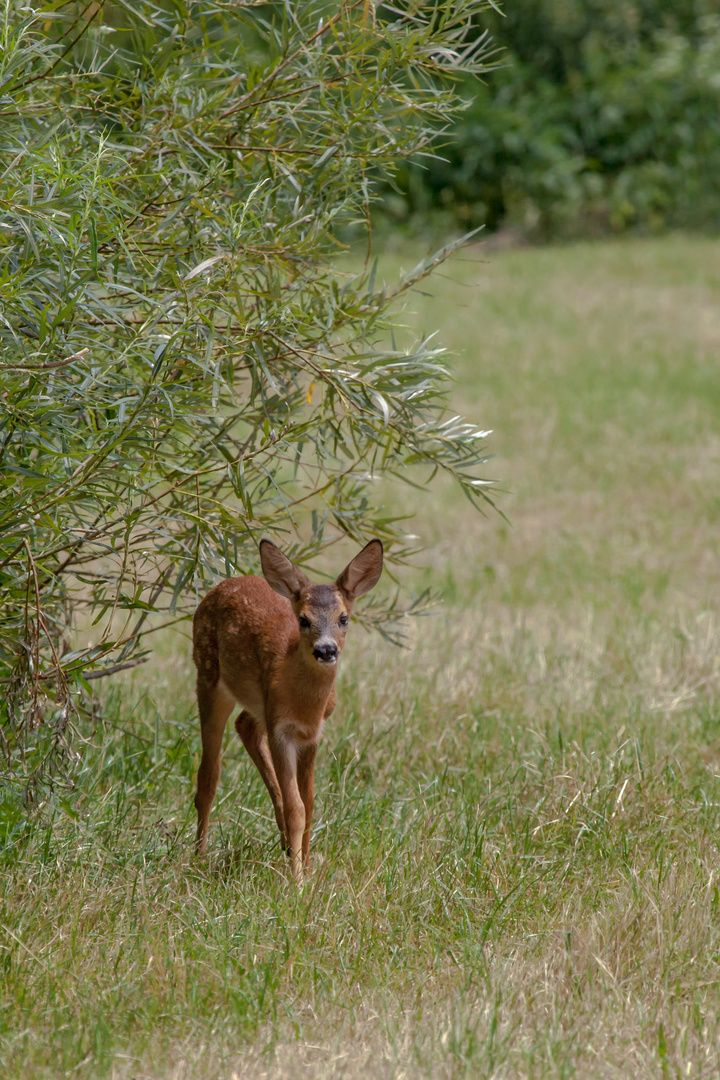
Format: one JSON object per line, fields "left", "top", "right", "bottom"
{"left": 2, "top": 234, "right": 720, "bottom": 1079}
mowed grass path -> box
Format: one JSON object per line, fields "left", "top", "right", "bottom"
{"left": 2, "top": 235, "right": 720, "bottom": 1079}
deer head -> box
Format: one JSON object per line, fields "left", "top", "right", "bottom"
{"left": 259, "top": 538, "right": 384, "bottom": 667}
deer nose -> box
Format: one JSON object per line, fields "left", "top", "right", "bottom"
{"left": 313, "top": 642, "right": 338, "bottom": 663}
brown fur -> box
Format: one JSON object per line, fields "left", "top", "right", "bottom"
{"left": 192, "top": 538, "right": 383, "bottom": 881}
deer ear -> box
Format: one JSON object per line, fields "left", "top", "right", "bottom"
{"left": 259, "top": 540, "right": 309, "bottom": 599}
{"left": 336, "top": 539, "right": 383, "bottom": 601}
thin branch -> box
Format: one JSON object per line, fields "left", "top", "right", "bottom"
{"left": 83, "top": 657, "right": 149, "bottom": 681}
{"left": 2, "top": 348, "right": 89, "bottom": 373}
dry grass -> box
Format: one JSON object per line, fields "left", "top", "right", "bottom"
{"left": 2, "top": 234, "right": 720, "bottom": 1079}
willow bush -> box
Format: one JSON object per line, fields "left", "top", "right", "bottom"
{"left": 0, "top": 0, "right": 497, "bottom": 794}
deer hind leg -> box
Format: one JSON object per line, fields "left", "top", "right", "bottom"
{"left": 235, "top": 711, "right": 288, "bottom": 852}
{"left": 194, "top": 678, "right": 234, "bottom": 855}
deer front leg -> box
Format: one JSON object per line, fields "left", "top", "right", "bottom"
{"left": 235, "top": 711, "right": 288, "bottom": 852}
{"left": 268, "top": 730, "right": 305, "bottom": 883}
{"left": 195, "top": 677, "right": 234, "bottom": 855}
{"left": 297, "top": 743, "right": 318, "bottom": 869}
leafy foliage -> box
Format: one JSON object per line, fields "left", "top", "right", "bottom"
{"left": 0, "top": 0, "right": 496, "bottom": 793}
{"left": 386, "top": 0, "right": 720, "bottom": 235}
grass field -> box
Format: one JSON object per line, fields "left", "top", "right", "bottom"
{"left": 2, "top": 234, "right": 720, "bottom": 1079}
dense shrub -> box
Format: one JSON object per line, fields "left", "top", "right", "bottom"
{"left": 386, "top": 0, "right": 720, "bottom": 235}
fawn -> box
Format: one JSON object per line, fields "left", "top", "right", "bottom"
{"left": 192, "top": 537, "right": 383, "bottom": 881}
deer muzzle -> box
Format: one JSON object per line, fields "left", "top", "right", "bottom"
{"left": 313, "top": 642, "right": 338, "bottom": 664}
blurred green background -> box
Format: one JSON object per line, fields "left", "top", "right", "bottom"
{"left": 381, "top": 0, "right": 720, "bottom": 238}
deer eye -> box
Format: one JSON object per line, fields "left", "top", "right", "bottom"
{"left": 299, "top": 615, "right": 311, "bottom": 630}
{"left": 339, "top": 614, "right": 349, "bottom": 627}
